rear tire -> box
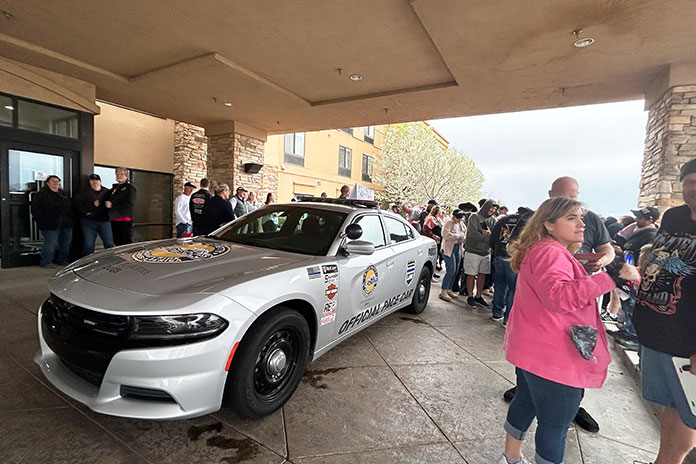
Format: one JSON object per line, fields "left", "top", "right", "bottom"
{"left": 224, "top": 308, "right": 311, "bottom": 419}
{"left": 404, "top": 266, "right": 431, "bottom": 314}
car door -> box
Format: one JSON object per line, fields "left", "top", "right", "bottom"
{"left": 335, "top": 213, "right": 394, "bottom": 338}
{"left": 383, "top": 215, "right": 422, "bottom": 299}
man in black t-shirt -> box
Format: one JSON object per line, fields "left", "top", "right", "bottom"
{"left": 189, "top": 178, "right": 212, "bottom": 236}
{"left": 633, "top": 159, "right": 696, "bottom": 464}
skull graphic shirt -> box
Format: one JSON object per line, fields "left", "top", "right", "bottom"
{"left": 634, "top": 205, "right": 696, "bottom": 357}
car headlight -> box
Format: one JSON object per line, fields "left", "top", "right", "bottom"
{"left": 130, "top": 313, "right": 228, "bottom": 341}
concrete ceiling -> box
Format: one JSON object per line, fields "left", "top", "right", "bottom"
{"left": 0, "top": 0, "right": 694, "bottom": 134}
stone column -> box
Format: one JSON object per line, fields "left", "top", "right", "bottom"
{"left": 205, "top": 122, "right": 277, "bottom": 200}
{"left": 639, "top": 64, "right": 696, "bottom": 211}
{"left": 173, "top": 121, "right": 207, "bottom": 193}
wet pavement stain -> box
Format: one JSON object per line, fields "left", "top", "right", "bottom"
{"left": 208, "top": 436, "right": 259, "bottom": 462}
{"left": 188, "top": 421, "right": 224, "bottom": 441}
{"left": 399, "top": 317, "right": 427, "bottom": 324}
{"left": 301, "top": 366, "right": 348, "bottom": 389}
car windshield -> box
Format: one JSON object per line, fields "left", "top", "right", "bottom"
{"left": 212, "top": 205, "right": 348, "bottom": 256}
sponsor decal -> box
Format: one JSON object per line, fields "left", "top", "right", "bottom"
{"left": 322, "top": 264, "right": 339, "bottom": 274}
{"left": 338, "top": 289, "right": 415, "bottom": 335}
{"left": 322, "top": 300, "right": 337, "bottom": 316}
{"left": 362, "top": 265, "right": 379, "bottom": 296}
{"left": 321, "top": 313, "right": 336, "bottom": 326}
{"left": 324, "top": 273, "right": 338, "bottom": 284}
{"left": 406, "top": 260, "right": 416, "bottom": 285}
{"left": 307, "top": 266, "right": 321, "bottom": 280}
{"left": 132, "top": 242, "right": 231, "bottom": 263}
{"left": 325, "top": 283, "right": 338, "bottom": 300}
{"left": 428, "top": 246, "right": 437, "bottom": 256}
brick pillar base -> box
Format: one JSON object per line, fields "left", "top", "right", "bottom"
{"left": 640, "top": 85, "right": 696, "bottom": 211}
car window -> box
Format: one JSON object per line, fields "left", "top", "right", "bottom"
{"left": 214, "top": 206, "right": 347, "bottom": 256}
{"left": 353, "top": 215, "right": 386, "bottom": 247}
{"left": 384, "top": 216, "right": 412, "bottom": 244}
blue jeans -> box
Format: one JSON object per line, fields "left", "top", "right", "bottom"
{"left": 442, "top": 245, "right": 461, "bottom": 290}
{"left": 176, "top": 222, "right": 192, "bottom": 238}
{"left": 81, "top": 219, "right": 115, "bottom": 256}
{"left": 40, "top": 227, "right": 72, "bottom": 267}
{"left": 505, "top": 368, "right": 583, "bottom": 464}
{"left": 617, "top": 296, "right": 637, "bottom": 340}
{"left": 493, "top": 256, "right": 518, "bottom": 321}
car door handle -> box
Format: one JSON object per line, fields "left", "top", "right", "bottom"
{"left": 417, "top": 249, "right": 423, "bottom": 255}
{"left": 386, "top": 260, "right": 395, "bottom": 268}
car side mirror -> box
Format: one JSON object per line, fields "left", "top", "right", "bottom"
{"left": 344, "top": 240, "right": 375, "bottom": 255}
{"left": 345, "top": 224, "right": 363, "bottom": 240}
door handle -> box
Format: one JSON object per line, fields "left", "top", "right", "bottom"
{"left": 386, "top": 260, "right": 395, "bottom": 268}
{"left": 417, "top": 249, "right": 423, "bottom": 255}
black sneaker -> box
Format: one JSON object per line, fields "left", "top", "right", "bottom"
{"left": 433, "top": 273, "right": 441, "bottom": 279}
{"left": 503, "top": 386, "right": 517, "bottom": 403}
{"left": 474, "top": 297, "right": 490, "bottom": 308}
{"left": 574, "top": 407, "right": 599, "bottom": 433}
{"left": 467, "top": 297, "right": 477, "bottom": 308}
{"left": 600, "top": 309, "right": 619, "bottom": 324}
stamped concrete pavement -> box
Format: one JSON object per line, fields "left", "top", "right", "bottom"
{"left": 0, "top": 267, "right": 665, "bottom": 463}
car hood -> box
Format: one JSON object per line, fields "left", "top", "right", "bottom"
{"left": 68, "top": 238, "right": 311, "bottom": 296}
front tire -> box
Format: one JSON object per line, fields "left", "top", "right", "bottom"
{"left": 404, "top": 266, "right": 431, "bottom": 314}
{"left": 224, "top": 308, "right": 311, "bottom": 419}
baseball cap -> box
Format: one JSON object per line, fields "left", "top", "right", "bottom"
{"left": 631, "top": 206, "right": 660, "bottom": 222}
{"left": 88, "top": 173, "right": 101, "bottom": 180}
{"left": 237, "top": 187, "right": 248, "bottom": 192}
{"left": 680, "top": 158, "right": 696, "bottom": 181}
{"left": 184, "top": 181, "right": 196, "bottom": 188}
{"left": 452, "top": 209, "right": 465, "bottom": 219}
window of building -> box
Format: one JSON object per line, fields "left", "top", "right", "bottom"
{"left": 284, "top": 132, "right": 305, "bottom": 166}
{"left": 95, "top": 165, "right": 173, "bottom": 242}
{"left": 364, "top": 125, "right": 375, "bottom": 144}
{"left": 340, "top": 128, "right": 354, "bottom": 136}
{"left": 18, "top": 99, "right": 79, "bottom": 138}
{"left": 0, "top": 94, "right": 13, "bottom": 127}
{"left": 362, "top": 154, "right": 373, "bottom": 183}
{"left": 338, "top": 145, "right": 352, "bottom": 177}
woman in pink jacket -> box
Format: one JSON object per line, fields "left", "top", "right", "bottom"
{"left": 499, "top": 197, "right": 639, "bottom": 464}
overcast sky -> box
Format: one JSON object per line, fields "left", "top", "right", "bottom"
{"left": 428, "top": 100, "right": 649, "bottom": 217}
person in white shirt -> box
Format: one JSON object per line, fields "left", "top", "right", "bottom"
{"left": 174, "top": 181, "right": 196, "bottom": 237}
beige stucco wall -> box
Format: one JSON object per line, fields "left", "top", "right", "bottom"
{"left": 265, "top": 126, "right": 384, "bottom": 202}
{"left": 94, "top": 102, "right": 174, "bottom": 173}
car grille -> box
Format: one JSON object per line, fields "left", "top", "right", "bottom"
{"left": 41, "top": 294, "right": 131, "bottom": 386}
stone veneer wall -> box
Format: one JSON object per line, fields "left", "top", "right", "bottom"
{"left": 639, "top": 85, "right": 696, "bottom": 210}
{"left": 173, "top": 122, "right": 207, "bottom": 192}
{"left": 207, "top": 132, "right": 277, "bottom": 201}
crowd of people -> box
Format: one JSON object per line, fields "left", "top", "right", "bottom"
{"left": 32, "top": 165, "right": 696, "bottom": 463}
{"left": 31, "top": 167, "right": 136, "bottom": 268}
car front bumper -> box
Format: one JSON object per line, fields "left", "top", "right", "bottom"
{"left": 35, "top": 306, "right": 239, "bottom": 420}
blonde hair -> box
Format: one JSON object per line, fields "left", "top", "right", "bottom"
{"left": 508, "top": 197, "right": 584, "bottom": 272}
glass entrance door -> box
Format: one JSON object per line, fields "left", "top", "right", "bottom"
{"left": 0, "top": 143, "right": 77, "bottom": 268}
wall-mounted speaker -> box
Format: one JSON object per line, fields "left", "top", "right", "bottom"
{"left": 244, "top": 162, "right": 263, "bottom": 174}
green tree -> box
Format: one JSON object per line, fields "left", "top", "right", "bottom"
{"left": 375, "top": 122, "right": 484, "bottom": 209}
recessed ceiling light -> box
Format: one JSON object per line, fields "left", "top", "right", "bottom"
{"left": 574, "top": 37, "right": 595, "bottom": 48}
{"left": 349, "top": 74, "right": 363, "bottom": 81}
{"left": 223, "top": 102, "right": 233, "bottom": 107}
{"left": 4, "top": 105, "right": 13, "bottom": 110}
{"left": 572, "top": 29, "right": 595, "bottom": 48}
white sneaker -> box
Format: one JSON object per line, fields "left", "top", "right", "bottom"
{"left": 497, "top": 454, "right": 531, "bottom": 464}
{"left": 447, "top": 290, "right": 459, "bottom": 299}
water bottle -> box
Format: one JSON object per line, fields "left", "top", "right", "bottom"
{"left": 624, "top": 250, "right": 634, "bottom": 266}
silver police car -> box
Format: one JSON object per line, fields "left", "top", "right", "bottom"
{"left": 36, "top": 199, "right": 436, "bottom": 419}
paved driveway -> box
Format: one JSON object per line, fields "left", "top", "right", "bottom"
{"left": 0, "top": 266, "right": 661, "bottom": 463}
